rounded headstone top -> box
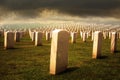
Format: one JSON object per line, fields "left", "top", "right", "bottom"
{"left": 112, "top": 32, "right": 117, "bottom": 34}
{"left": 52, "top": 29, "right": 67, "bottom": 33}
{"left": 94, "top": 31, "right": 101, "bottom": 34}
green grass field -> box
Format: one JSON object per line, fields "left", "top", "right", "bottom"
{"left": 0, "top": 33, "right": 120, "bottom": 80}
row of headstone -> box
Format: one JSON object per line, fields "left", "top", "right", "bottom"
{"left": 1, "top": 22, "right": 120, "bottom": 33}
{"left": 4, "top": 30, "right": 43, "bottom": 49}
{"left": 49, "top": 30, "right": 118, "bottom": 75}
{"left": 29, "top": 29, "right": 51, "bottom": 42}
{"left": 26, "top": 24, "right": 120, "bottom": 41}
{"left": 4, "top": 29, "right": 118, "bottom": 50}
{"left": 93, "top": 31, "right": 117, "bottom": 58}
{"left": 80, "top": 31, "right": 120, "bottom": 42}
{"left": 4, "top": 31, "right": 24, "bottom": 49}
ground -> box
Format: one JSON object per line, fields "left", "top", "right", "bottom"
{"left": 0, "top": 33, "right": 120, "bottom": 80}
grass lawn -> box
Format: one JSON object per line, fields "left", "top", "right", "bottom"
{"left": 0, "top": 33, "right": 120, "bottom": 80}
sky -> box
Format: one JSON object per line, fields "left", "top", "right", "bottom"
{"left": 0, "top": 0, "right": 120, "bottom": 23}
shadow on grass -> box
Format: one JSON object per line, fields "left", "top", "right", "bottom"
{"left": 57, "top": 67, "right": 79, "bottom": 75}
{"left": 98, "top": 56, "right": 108, "bottom": 59}
{"left": 3, "top": 47, "right": 19, "bottom": 50}
{"left": 114, "top": 50, "right": 120, "bottom": 53}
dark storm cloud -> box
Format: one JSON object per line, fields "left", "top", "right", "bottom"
{"left": 0, "top": 0, "right": 120, "bottom": 18}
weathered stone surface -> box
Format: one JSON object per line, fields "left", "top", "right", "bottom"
{"left": 4, "top": 32, "right": 14, "bottom": 49}
{"left": 92, "top": 31, "right": 102, "bottom": 59}
{"left": 111, "top": 32, "right": 117, "bottom": 53}
{"left": 50, "top": 29, "right": 69, "bottom": 75}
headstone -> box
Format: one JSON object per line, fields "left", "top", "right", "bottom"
{"left": 103, "top": 32, "right": 107, "bottom": 39}
{"left": 71, "top": 32, "right": 77, "bottom": 43}
{"left": 80, "top": 31, "right": 83, "bottom": 38}
{"left": 83, "top": 32, "right": 86, "bottom": 42}
{"left": 31, "top": 32, "right": 35, "bottom": 41}
{"left": 4, "top": 32, "right": 14, "bottom": 49}
{"left": 50, "top": 32, "right": 52, "bottom": 38}
{"left": 91, "top": 31, "right": 94, "bottom": 41}
{"left": 92, "top": 31, "right": 102, "bottom": 59}
{"left": 109, "top": 32, "right": 111, "bottom": 39}
{"left": 50, "top": 29, "right": 69, "bottom": 75}
{"left": 111, "top": 32, "right": 117, "bottom": 53}
{"left": 86, "top": 32, "right": 89, "bottom": 38}
{"left": 35, "top": 32, "right": 42, "bottom": 46}
{"left": 14, "top": 31, "right": 21, "bottom": 42}
{"left": 28, "top": 29, "right": 32, "bottom": 38}
{"left": 46, "top": 32, "right": 50, "bottom": 41}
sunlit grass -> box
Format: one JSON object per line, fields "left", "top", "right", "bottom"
{"left": 0, "top": 33, "right": 120, "bottom": 80}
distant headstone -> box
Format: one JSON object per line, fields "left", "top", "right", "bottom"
{"left": 35, "top": 32, "right": 42, "bottom": 46}
{"left": 111, "top": 32, "right": 117, "bottom": 53}
{"left": 109, "top": 32, "right": 111, "bottom": 39}
{"left": 83, "top": 32, "right": 86, "bottom": 42}
{"left": 50, "top": 29, "right": 69, "bottom": 75}
{"left": 91, "top": 31, "right": 94, "bottom": 41}
{"left": 86, "top": 32, "right": 89, "bottom": 38}
{"left": 103, "top": 32, "right": 107, "bottom": 39}
{"left": 14, "top": 31, "right": 21, "bottom": 42}
{"left": 71, "top": 32, "right": 77, "bottom": 43}
{"left": 46, "top": 32, "right": 50, "bottom": 41}
{"left": 31, "top": 32, "right": 35, "bottom": 41}
{"left": 80, "top": 31, "right": 83, "bottom": 38}
{"left": 28, "top": 29, "right": 32, "bottom": 38}
{"left": 92, "top": 31, "right": 102, "bottom": 59}
{"left": 4, "top": 32, "right": 14, "bottom": 49}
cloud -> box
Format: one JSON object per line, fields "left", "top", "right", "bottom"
{"left": 0, "top": 0, "right": 120, "bottom": 20}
